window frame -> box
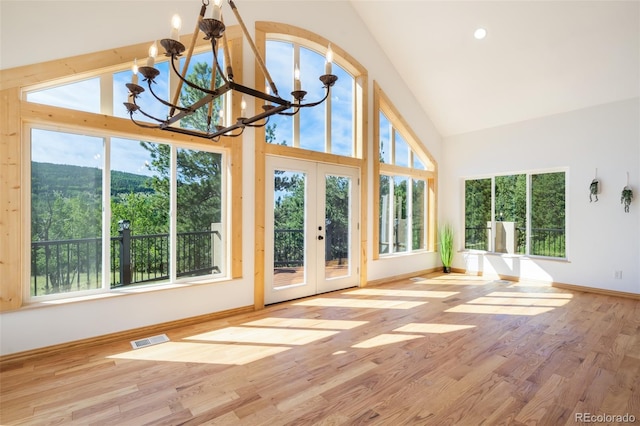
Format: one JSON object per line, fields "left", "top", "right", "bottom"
{"left": 24, "top": 123, "right": 232, "bottom": 302}
{"left": 373, "top": 82, "right": 437, "bottom": 259}
{"left": 8, "top": 29, "right": 245, "bottom": 307}
{"left": 463, "top": 168, "right": 569, "bottom": 260}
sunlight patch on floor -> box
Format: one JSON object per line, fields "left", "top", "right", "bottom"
{"left": 293, "top": 298, "right": 427, "bottom": 310}
{"left": 243, "top": 317, "right": 367, "bottom": 330}
{"left": 108, "top": 342, "right": 290, "bottom": 365}
{"left": 411, "top": 275, "right": 492, "bottom": 286}
{"left": 393, "top": 323, "right": 476, "bottom": 334}
{"left": 468, "top": 296, "right": 570, "bottom": 307}
{"left": 445, "top": 304, "right": 554, "bottom": 316}
{"left": 185, "top": 326, "right": 339, "bottom": 345}
{"left": 487, "top": 291, "right": 573, "bottom": 299}
{"left": 345, "top": 288, "right": 459, "bottom": 299}
{"left": 352, "top": 333, "right": 423, "bottom": 349}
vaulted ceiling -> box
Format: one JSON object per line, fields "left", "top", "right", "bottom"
{"left": 349, "top": 1, "right": 640, "bottom": 137}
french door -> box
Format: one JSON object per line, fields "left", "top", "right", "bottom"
{"left": 265, "top": 156, "right": 360, "bottom": 305}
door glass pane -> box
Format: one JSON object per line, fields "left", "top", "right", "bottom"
{"left": 412, "top": 179, "right": 426, "bottom": 250}
{"left": 531, "top": 172, "right": 566, "bottom": 257}
{"left": 177, "top": 148, "right": 224, "bottom": 279}
{"left": 110, "top": 139, "right": 169, "bottom": 287}
{"left": 465, "top": 178, "right": 491, "bottom": 250}
{"left": 273, "top": 170, "right": 306, "bottom": 288}
{"left": 393, "top": 176, "right": 408, "bottom": 253}
{"left": 30, "top": 129, "right": 103, "bottom": 297}
{"left": 494, "top": 174, "right": 526, "bottom": 254}
{"left": 325, "top": 175, "right": 350, "bottom": 279}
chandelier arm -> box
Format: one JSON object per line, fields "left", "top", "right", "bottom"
{"left": 211, "top": 38, "right": 229, "bottom": 84}
{"left": 220, "top": 20, "right": 234, "bottom": 81}
{"left": 143, "top": 79, "right": 191, "bottom": 113}
{"left": 170, "top": 2, "right": 208, "bottom": 117}
{"left": 245, "top": 116, "right": 269, "bottom": 128}
{"left": 297, "top": 87, "right": 332, "bottom": 109}
{"left": 168, "top": 55, "right": 224, "bottom": 98}
{"left": 228, "top": 0, "right": 279, "bottom": 97}
{"left": 127, "top": 111, "right": 164, "bottom": 128}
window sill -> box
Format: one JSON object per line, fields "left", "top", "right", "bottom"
{"left": 19, "top": 277, "right": 232, "bottom": 311}
{"left": 461, "top": 249, "right": 570, "bottom": 263}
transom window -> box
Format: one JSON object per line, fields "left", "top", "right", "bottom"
{"left": 264, "top": 39, "right": 356, "bottom": 157}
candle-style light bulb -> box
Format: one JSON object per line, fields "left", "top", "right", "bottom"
{"left": 132, "top": 59, "right": 138, "bottom": 84}
{"left": 240, "top": 97, "right": 247, "bottom": 117}
{"left": 212, "top": 0, "right": 222, "bottom": 21}
{"left": 170, "top": 14, "right": 182, "bottom": 41}
{"left": 147, "top": 41, "right": 158, "bottom": 67}
{"left": 325, "top": 44, "right": 333, "bottom": 75}
{"left": 294, "top": 65, "right": 301, "bottom": 91}
{"left": 218, "top": 108, "right": 225, "bottom": 127}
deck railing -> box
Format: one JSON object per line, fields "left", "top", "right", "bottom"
{"left": 464, "top": 226, "right": 565, "bottom": 257}
{"left": 31, "top": 227, "right": 220, "bottom": 295}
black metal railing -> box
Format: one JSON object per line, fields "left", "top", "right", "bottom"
{"left": 273, "top": 229, "right": 304, "bottom": 268}
{"left": 464, "top": 226, "right": 565, "bottom": 257}
{"left": 31, "top": 228, "right": 220, "bottom": 296}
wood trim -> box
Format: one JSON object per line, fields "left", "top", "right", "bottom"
{"left": 358, "top": 73, "right": 369, "bottom": 288}
{"left": 0, "top": 87, "right": 23, "bottom": 310}
{"left": 264, "top": 143, "right": 362, "bottom": 167}
{"left": 551, "top": 282, "right": 640, "bottom": 300}
{"left": 254, "top": 27, "right": 267, "bottom": 310}
{"left": 0, "top": 305, "right": 254, "bottom": 365}
{"left": 372, "top": 86, "right": 381, "bottom": 261}
{"left": 253, "top": 22, "right": 368, "bottom": 302}
{"left": 365, "top": 267, "right": 443, "bottom": 287}
{"left": 379, "top": 163, "right": 435, "bottom": 179}
{"left": 0, "top": 29, "right": 243, "bottom": 92}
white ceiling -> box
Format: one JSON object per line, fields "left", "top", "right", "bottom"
{"left": 349, "top": 1, "right": 640, "bottom": 137}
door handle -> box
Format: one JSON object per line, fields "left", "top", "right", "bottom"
{"left": 318, "top": 235, "right": 324, "bottom": 240}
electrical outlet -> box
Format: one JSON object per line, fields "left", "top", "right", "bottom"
{"left": 614, "top": 270, "right": 623, "bottom": 279}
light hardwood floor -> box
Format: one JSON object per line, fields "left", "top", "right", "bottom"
{"left": 1, "top": 273, "right": 639, "bottom": 425}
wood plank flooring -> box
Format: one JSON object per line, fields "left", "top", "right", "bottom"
{"left": 1, "top": 273, "right": 639, "bottom": 425}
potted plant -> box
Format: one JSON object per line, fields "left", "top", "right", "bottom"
{"left": 439, "top": 224, "right": 454, "bottom": 273}
{"left": 621, "top": 186, "right": 633, "bottom": 212}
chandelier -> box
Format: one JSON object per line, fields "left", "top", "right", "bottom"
{"left": 123, "top": 0, "right": 338, "bottom": 141}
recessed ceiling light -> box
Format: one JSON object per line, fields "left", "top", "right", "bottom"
{"left": 474, "top": 28, "right": 487, "bottom": 40}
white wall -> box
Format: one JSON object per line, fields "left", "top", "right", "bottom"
{"left": 441, "top": 98, "right": 640, "bottom": 294}
{"left": 0, "top": 1, "right": 442, "bottom": 356}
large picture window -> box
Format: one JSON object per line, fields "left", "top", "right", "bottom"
{"left": 464, "top": 171, "right": 566, "bottom": 258}
{"left": 29, "top": 128, "right": 227, "bottom": 299}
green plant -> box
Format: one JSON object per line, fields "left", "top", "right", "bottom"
{"left": 621, "top": 186, "right": 633, "bottom": 213}
{"left": 439, "top": 224, "right": 454, "bottom": 273}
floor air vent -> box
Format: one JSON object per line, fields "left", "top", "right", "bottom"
{"left": 130, "top": 334, "right": 170, "bottom": 349}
